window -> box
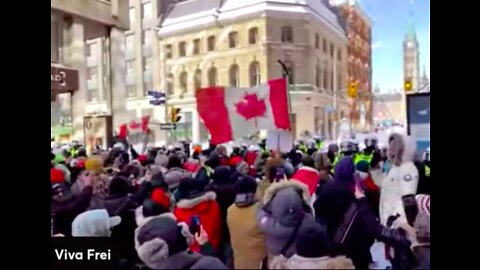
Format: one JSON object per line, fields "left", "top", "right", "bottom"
{"left": 142, "top": 31, "right": 151, "bottom": 46}
{"left": 143, "top": 81, "right": 153, "bottom": 96}
{"left": 281, "top": 26, "right": 293, "bottom": 43}
{"left": 194, "top": 69, "right": 202, "bottom": 90}
{"left": 337, "top": 49, "right": 342, "bottom": 61}
{"left": 127, "top": 85, "right": 136, "bottom": 98}
{"left": 330, "top": 70, "right": 334, "bottom": 90}
{"left": 323, "top": 69, "right": 328, "bottom": 89}
{"left": 207, "top": 35, "right": 215, "bottom": 51}
{"left": 129, "top": 7, "right": 135, "bottom": 27}
{"left": 86, "top": 42, "right": 98, "bottom": 58}
{"left": 249, "top": 61, "right": 260, "bottom": 87}
{"left": 315, "top": 34, "right": 319, "bottom": 49}
{"left": 87, "top": 66, "right": 98, "bottom": 80}
{"left": 51, "top": 15, "right": 63, "bottom": 63}
{"left": 315, "top": 66, "right": 320, "bottom": 87}
{"left": 283, "top": 61, "right": 295, "bottom": 85}
{"left": 143, "top": 57, "right": 152, "bottom": 73}
{"left": 208, "top": 67, "right": 217, "bottom": 86}
{"left": 126, "top": 34, "right": 134, "bottom": 56}
{"left": 330, "top": 43, "right": 335, "bottom": 58}
{"left": 87, "top": 67, "right": 98, "bottom": 102}
{"left": 165, "top": 44, "right": 172, "bottom": 59}
{"left": 126, "top": 60, "right": 135, "bottom": 74}
{"left": 229, "top": 32, "right": 238, "bottom": 48}
{"left": 337, "top": 73, "right": 343, "bottom": 90}
{"left": 179, "top": 42, "right": 186, "bottom": 57}
{"left": 322, "top": 38, "right": 327, "bottom": 53}
{"left": 166, "top": 73, "right": 174, "bottom": 95}
{"left": 229, "top": 64, "right": 239, "bottom": 87}
{"left": 249, "top": 27, "right": 258, "bottom": 44}
{"left": 193, "top": 39, "right": 200, "bottom": 55}
{"left": 179, "top": 72, "right": 188, "bottom": 94}
{"left": 142, "top": 1, "right": 152, "bottom": 19}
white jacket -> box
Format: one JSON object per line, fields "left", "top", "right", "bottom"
{"left": 379, "top": 134, "right": 419, "bottom": 226}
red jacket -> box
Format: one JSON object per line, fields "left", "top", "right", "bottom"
{"left": 173, "top": 191, "right": 222, "bottom": 253}
{"left": 291, "top": 166, "right": 320, "bottom": 195}
{"left": 363, "top": 175, "right": 380, "bottom": 193}
{"left": 228, "top": 156, "right": 243, "bottom": 167}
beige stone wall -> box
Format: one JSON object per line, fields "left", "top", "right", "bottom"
{"left": 160, "top": 17, "right": 269, "bottom": 95}
{"left": 51, "top": 0, "right": 129, "bottom": 30}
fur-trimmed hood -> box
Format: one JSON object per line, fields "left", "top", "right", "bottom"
{"left": 263, "top": 180, "right": 310, "bottom": 206}
{"left": 286, "top": 255, "right": 355, "bottom": 269}
{"left": 176, "top": 191, "right": 217, "bottom": 209}
{"left": 388, "top": 133, "right": 417, "bottom": 166}
{"left": 134, "top": 212, "right": 194, "bottom": 269}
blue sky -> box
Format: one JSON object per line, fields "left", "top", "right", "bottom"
{"left": 358, "top": 0, "right": 430, "bottom": 92}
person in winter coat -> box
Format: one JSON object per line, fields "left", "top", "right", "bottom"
{"left": 291, "top": 156, "right": 320, "bottom": 196}
{"left": 174, "top": 177, "right": 222, "bottom": 254}
{"left": 164, "top": 154, "right": 192, "bottom": 191}
{"left": 104, "top": 175, "right": 151, "bottom": 268}
{"left": 256, "top": 179, "right": 316, "bottom": 266}
{"left": 255, "top": 157, "right": 286, "bottom": 201}
{"left": 51, "top": 173, "right": 94, "bottom": 236}
{"left": 285, "top": 222, "right": 354, "bottom": 269}
{"left": 314, "top": 167, "right": 412, "bottom": 269}
{"left": 355, "top": 160, "right": 380, "bottom": 219}
{"left": 208, "top": 166, "right": 235, "bottom": 241}
{"left": 134, "top": 212, "right": 227, "bottom": 269}
{"left": 71, "top": 209, "right": 121, "bottom": 237}
{"left": 227, "top": 175, "right": 266, "bottom": 269}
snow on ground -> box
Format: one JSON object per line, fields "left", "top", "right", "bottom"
{"left": 371, "top": 241, "right": 392, "bottom": 269}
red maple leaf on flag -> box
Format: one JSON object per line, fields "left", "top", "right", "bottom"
{"left": 234, "top": 93, "right": 267, "bottom": 125}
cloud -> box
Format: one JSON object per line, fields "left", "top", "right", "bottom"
{"left": 372, "top": 41, "right": 383, "bottom": 49}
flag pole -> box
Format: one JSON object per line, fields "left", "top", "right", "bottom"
{"left": 333, "top": 60, "right": 337, "bottom": 142}
{"left": 278, "top": 60, "right": 293, "bottom": 152}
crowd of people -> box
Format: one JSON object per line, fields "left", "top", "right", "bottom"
{"left": 51, "top": 134, "right": 430, "bottom": 270}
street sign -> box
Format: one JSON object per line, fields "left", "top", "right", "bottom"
{"left": 147, "top": 91, "right": 165, "bottom": 99}
{"left": 149, "top": 99, "right": 165, "bottom": 105}
{"left": 160, "top": 123, "right": 176, "bottom": 130}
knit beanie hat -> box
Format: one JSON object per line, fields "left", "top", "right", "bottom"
{"left": 296, "top": 221, "right": 330, "bottom": 258}
{"left": 151, "top": 188, "right": 172, "bottom": 211}
{"left": 135, "top": 213, "right": 193, "bottom": 269}
{"left": 51, "top": 168, "right": 65, "bottom": 184}
{"left": 355, "top": 160, "right": 370, "bottom": 173}
{"left": 108, "top": 176, "right": 132, "bottom": 197}
{"left": 176, "top": 176, "right": 207, "bottom": 200}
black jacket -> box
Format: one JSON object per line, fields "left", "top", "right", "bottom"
{"left": 51, "top": 186, "right": 93, "bottom": 236}
{"left": 104, "top": 182, "right": 152, "bottom": 266}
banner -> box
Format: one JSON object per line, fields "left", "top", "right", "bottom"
{"left": 406, "top": 93, "right": 430, "bottom": 153}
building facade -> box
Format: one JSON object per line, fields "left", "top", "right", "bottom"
{"left": 330, "top": 0, "right": 373, "bottom": 129}
{"left": 154, "top": 0, "right": 350, "bottom": 142}
{"left": 51, "top": 0, "right": 129, "bottom": 148}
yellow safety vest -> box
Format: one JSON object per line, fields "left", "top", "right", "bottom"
{"left": 203, "top": 166, "right": 214, "bottom": 178}
{"left": 354, "top": 153, "right": 373, "bottom": 165}
{"left": 299, "top": 144, "right": 307, "bottom": 153}
{"left": 425, "top": 165, "right": 430, "bottom": 177}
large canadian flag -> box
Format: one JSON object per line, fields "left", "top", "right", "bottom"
{"left": 196, "top": 78, "right": 291, "bottom": 144}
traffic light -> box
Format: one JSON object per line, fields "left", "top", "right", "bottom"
{"left": 170, "top": 107, "right": 181, "bottom": 124}
{"left": 348, "top": 81, "right": 358, "bottom": 98}
{"left": 404, "top": 78, "right": 413, "bottom": 92}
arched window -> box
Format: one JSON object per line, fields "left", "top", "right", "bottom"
{"left": 315, "top": 66, "right": 320, "bottom": 87}
{"left": 179, "top": 72, "right": 188, "bottom": 94}
{"left": 249, "top": 27, "right": 258, "bottom": 44}
{"left": 249, "top": 61, "right": 261, "bottom": 87}
{"left": 194, "top": 69, "right": 202, "bottom": 91}
{"left": 323, "top": 69, "right": 328, "bottom": 90}
{"left": 229, "top": 64, "right": 239, "bottom": 87}
{"left": 228, "top": 31, "right": 238, "bottom": 48}
{"left": 208, "top": 67, "right": 217, "bottom": 86}
{"left": 281, "top": 26, "right": 293, "bottom": 43}
{"left": 283, "top": 60, "right": 295, "bottom": 85}
{"left": 166, "top": 73, "right": 174, "bottom": 95}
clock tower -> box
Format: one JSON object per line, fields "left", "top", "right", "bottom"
{"left": 403, "top": 14, "right": 420, "bottom": 92}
